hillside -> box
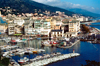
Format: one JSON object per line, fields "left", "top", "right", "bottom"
{"left": 0, "top": 0, "right": 75, "bottom": 16}
{"left": 68, "top": 8, "right": 100, "bottom": 17}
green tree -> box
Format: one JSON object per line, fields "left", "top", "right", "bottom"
{"left": 81, "top": 24, "right": 90, "bottom": 33}
{"left": 1, "top": 58, "right": 10, "bottom": 66}
{"left": 0, "top": 48, "right": 10, "bottom": 66}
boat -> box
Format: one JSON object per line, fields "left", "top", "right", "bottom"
{"left": 41, "top": 40, "right": 59, "bottom": 47}
{"left": 16, "top": 39, "right": 24, "bottom": 42}
{"left": 53, "top": 41, "right": 58, "bottom": 44}
{"left": 33, "top": 50, "right": 38, "bottom": 54}
{"left": 18, "top": 57, "right": 29, "bottom": 64}
{"left": 9, "top": 39, "right": 17, "bottom": 45}
{"left": 24, "top": 51, "right": 33, "bottom": 55}
{"left": 37, "top": 38, "right": 41, "bottom": 40}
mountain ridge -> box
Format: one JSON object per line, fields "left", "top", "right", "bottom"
{"left": 0, "top": 0, "right": 75, "bottom": 16}
{"left": 68, "top": 8, "right": 100, "bottom": 17}
{"left": 0, "top": 0, "right": 100, "bottom": 17}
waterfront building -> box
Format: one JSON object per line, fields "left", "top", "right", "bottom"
{"left": 0, "top": 23, "right": 7, "bottom": 34}
{"left": 46, "top": 17, "right": 56, "bottom": 30}
{"left": 15, "top": 25, "right": 22, "bottom": 34}
{"left": 8, "top": 23, "right": 16, "bottom": 35}
{"left": 61, "top": 19, "right": 80, "bottom": 37}
{"left": 34, "top": 19, "right": 51, "bottom": 36}
{"left": 48, "top": 18, "right": 63, "bottom": 37}
{"left": 14, "top": 19, "right": 25, "bottom": 26}
{"left": 23, "top": 20, "right": 34, "bottom": 35}
{"left": 41, "top": 20, "right": 51, "bottom": 36}
{"left": 77, "top": 16, "right": 88, "bottom": 21}
{"left": 51, "top": 30, "right": 62, "bottom": 37}
{"left": 34, "top": 19, "right": 42, "bottom": 34}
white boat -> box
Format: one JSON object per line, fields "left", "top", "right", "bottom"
{"left": 18, "top": 57, "right": 29, "bottom": 64}
{"left": 15, "top": 39, "right": 25, "bottom": 42}
{"left": 3, "top": 52, "right": 9, "bottom": 57}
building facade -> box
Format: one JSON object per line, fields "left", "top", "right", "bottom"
{"left": 62, "top": 19, "right": 80, "bottom": 37}
{"left": 24, "top": 21, "right": 34, "bottom": 35}
{"left": 8, "top": 23, "right": 16, "bottom": 35}
{"left": 14, "top": 19, "right": 25, "bottom": 26}
{"left": 34, "top": 19, "right": 51, "bottom": 36}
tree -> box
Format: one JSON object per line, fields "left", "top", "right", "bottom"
{"left": 1, "top": 58, "right": 10, "bottom": 66}
{"left": 81, "top": 24, "right": 90, "bottom": 33}
{"left": 0, "top": 48, "right": 10, "bottom": 66}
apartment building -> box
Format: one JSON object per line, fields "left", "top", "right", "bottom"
{"left": 8, "top": 23, "right": 16, "bottom": 35}
{"left": 61, "top": 19, "right": 80, "bottom": 37}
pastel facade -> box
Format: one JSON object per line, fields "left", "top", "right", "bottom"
{"left": 34, "top": 20, "right": 51, "bottom": 36}
{"left": 14, "top": 19, "right": 25, "bottom": 26}
{"left": 8, "top": 23, "right": 16, "bottom": 35}
{"left": 62, "top": 19, "right": 80, "bottom": 37}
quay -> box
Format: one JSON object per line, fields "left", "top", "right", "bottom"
{"left": 23, "top": 53, "right": 80, "bottom": 66}
{"left": 80, "top": 39, "right": 94, "bottom": 41}
{"left": 58, "top": 40, "right": 80, "bottom": 49}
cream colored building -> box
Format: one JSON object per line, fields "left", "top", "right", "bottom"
{"left": 14, "top": 19, "right": 25, "bottom": 26}
{"left": 62, "top": 19, "right": 80, "bottom": 37}
{"left": 46, "top": 17, "right": 63, "bottom": 37}
{"left": 0, "top": 24, "right": 7, "bottom": 33}
{"left": 8, "top": 23, "right": 16, "bottom": 35}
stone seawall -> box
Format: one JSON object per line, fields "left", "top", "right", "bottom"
{"left": 23, "top": 53, "right": 80, "bottom": 66}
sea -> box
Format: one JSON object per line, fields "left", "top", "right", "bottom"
{"left": 1, "top": 22, "right": 100, "bottom": 66}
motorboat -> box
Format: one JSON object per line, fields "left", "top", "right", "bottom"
{"left": 18, "top": 57, "right": 29, "bottom": 64}
{"left": 33, "top": 50, "right": 38, "bottom": 54}
{"left": 9, "top": 39, "right": 17, "bottom": 45}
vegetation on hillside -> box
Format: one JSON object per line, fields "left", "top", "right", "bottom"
{"left": 0, "top": 0, "right": 75, "bottom": 16}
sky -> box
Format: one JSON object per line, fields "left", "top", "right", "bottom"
{"left": 32, "top": 0, "right": 100, "bottom": 14}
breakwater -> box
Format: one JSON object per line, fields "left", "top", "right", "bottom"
{"left": 23, "top": 53, "right": 80, "bottom": 66}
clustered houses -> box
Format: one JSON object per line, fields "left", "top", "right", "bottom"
{"left": 7, "top": 17, "right": 80, "bottom": 37}
{"left": 0, "top": 7, "right": 88, "bottom": 38}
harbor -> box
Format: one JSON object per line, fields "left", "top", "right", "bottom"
{"left": 0, "top": 21, "right": 99, "bottom": 66}
{"left": 0, "top": 35, "right": 100, "bottom": 66}
{"left": 0, "top": 35, "right": 81, "bottom": 66}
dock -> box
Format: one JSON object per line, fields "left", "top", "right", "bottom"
{"left": 23, "top": 53, "right": 80, "bottom": 66}
{"left": 58, "top": 40, "right": 80, "bottom": 49}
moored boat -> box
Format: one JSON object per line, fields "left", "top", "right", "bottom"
{"left": 9, "top": 39, "right": 17, "bottom": 45}
{"left": 18, "top": 57, "right": 29, "bottom": 64}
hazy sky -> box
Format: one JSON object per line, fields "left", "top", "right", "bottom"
{"left": 32, "top": 0, "right": 100, "bottom": 14}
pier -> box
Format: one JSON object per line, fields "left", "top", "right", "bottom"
{"left": 23, "top": 53, "right": 80, "bottom": 66}
{"left": 58, "top": 40, "right": 80, "bottom": 49}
